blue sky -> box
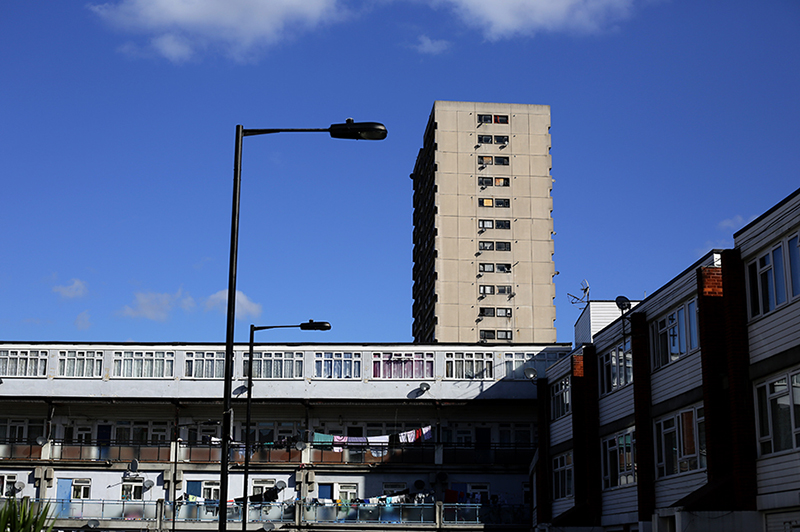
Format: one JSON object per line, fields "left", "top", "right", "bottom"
{"left": 1, "top": 0, "right": 798, "bottom": 345}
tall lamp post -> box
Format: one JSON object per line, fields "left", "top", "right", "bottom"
{"left": 241, "top": 320, "right": 331, "bottom": 530}
{"left": 220, "top": 119, "right": 387, "bottom": 531}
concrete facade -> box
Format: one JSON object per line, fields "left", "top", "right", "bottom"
{"left": 411, "top": 101, "right": 557, "bottom": 344}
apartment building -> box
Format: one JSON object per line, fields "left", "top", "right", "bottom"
{"left": 0, "top": 342, "right": 570, "bottom": 531}
{"left": 411, "top": 101, "right": 557, "bottom": 344}
{"left": 533, "top": 187, "right": 800, "bottom": 532}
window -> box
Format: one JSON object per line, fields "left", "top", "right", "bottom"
{"left": 247, "top": 352, "right": 303, "bottom": 379}
{"left": 748, "top": 234, "right": 800, "bottom": 318}
{"left": 478, "top": 156, "right": 493, "bottom": 165}
{"left": 479, "top": 263, "right": 494, "bottom": 273}
{"left": 114, "top": 421, "right": 169, "bottom": 444}
{"left": 477, "top": 114, "right": 492, "bottom": 124}
{"left": 121, "top": 478, "right": 144, "bottom": 500}
{"left": 477, "top": 135, "right": 493, "bottom": 144}
{"left": 478, "top": 241, "right": 494, "bottom": 250}
{"left": 494, "top": 198, "right": 510, "bottom": 208}
{"left": 185, "top": 351, "right": 224, "bottom": 379}
{"left": 372, "top": 352, "right": 433, "bottom": 379}
{"left": 479, "top": 307, "right": 495, "bottom": 317}
{"left": 113, "top": 351, "right": 174, "bottom": 378}
{"left": 252, "top": 478, "right": 275, "bottom": 497}
{"left": 494, "top": 178, "right": 510, "bottom": 187}
{"left": 651, "top": 299, "right": 698, "bottom": 369}
{"left": 59, "top": 350, "right": 102, "bottom": 378}
{"left": 599, "top": 339, "right": 632, "bottom": 395}
{"left": 497, "top": 285, "right": 512, "bottom": 295}
{"left": 382, "top": 482, "right": 407, "bottom": 495}
{"left": 494, "top": 115, "right": 509, "bottom": 124}
{"left": 497, "top": 308, "right": 512, "bottom": 317}
{"left": 551, "top": 377, "right": 571, "bottom": 420}
{"left": 337, "top": 483, "right": 358, "bottom": 501}
{"left": 497, "top": 330, "right": 512, "bottom": 340}
{"left": 478, "top": 219, "right": 494, "bottom": 230}
{"left": 0, "top": 419, "right": 44, "bottom": 443}
{"left": 480, "top": 330, "right": 496, "bottom": 340}
{"left": 314, "top": 352, "right": 362, "bottom": 379}
{"left": 552, "top": 453, "right": 573, "bottom": 499}
{"left": 655, "top": 406, "right": 706, "bottom": 477}
{"left": 495, "top": 220, "right": 511, "bottom": 230}
{"left": 478, "top": 176, "right": 493, "bottom": 187}
{"left": 756, "top": 370, "right": 800, "bottom": 455}
{"left": 494, "top": 156, "right": 510, "bottom": 165}
{"left": 494, "top": 135, "right": 509, "bottom": 145}
{"left": 445, "top": 352, "right": 494, "bottom": 379}
{"left": 64, "top": 424, "right": 93, "bottom": 444}
{"left": 789, "top": 235, "right": 800, "bottom": 298}
{"left": 479, "top": 285, "right": 495, "bottom": 295}
{"left": 479, "top": 198, "right": 494, "bottom": 207}
{"left": 499, "top": 424, "right": 532, "bottom": 445}
{"left": 1, "top": 475, "right": 17, "bottom": 497}
{"left": 496, "top": 242, "right": 511, "bottom": 251}
{"left": 496, "top": 263, "right": 511, "bottom": 273}
{"left": 602, "top": 431, "right": 636, "bottom": 489}
{"left": 72, "top": 479, "right": 91, "bottom": 499}
{"left": 0, "top": 350, "right": 47, "bottom": 377}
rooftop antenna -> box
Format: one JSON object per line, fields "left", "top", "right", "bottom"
{"left": 567, "top": 279, "right": 590, "bottom": 308}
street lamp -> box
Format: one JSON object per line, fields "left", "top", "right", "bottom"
{"left": 220, "top": 119, "right": 386, "bottom": 532}
{"left": 241, "top": 320, "right": 331, "bottom": 530}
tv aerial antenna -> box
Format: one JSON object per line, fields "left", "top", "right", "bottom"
{"left": 567, "top": 279, "right": 590, "bottom": 308}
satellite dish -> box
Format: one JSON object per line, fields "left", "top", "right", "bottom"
{"left": 524, "top": 367, "right": 538, "bottom": 380}
{"left": 14, "top": 481, "right": 25, "bottom": 491}
{"left": 419, "top": 382, "right": 431, "bottom": 392}
{"left": 143, "top": 479, "right": 155, "bottom": 490}
{"left": 87, "top": 519, "right": 100, "bottom": 529}
{"left": 260, "top": 523, "right": 275, "bottom": 531}
{"left": 615, "top": 295, "right": 632, "bottom": 312}
{"left": 414, "top": 479, "right": 426, "bottom": 490}
{"left": 36, "top": 436, "right": 48, "bottom": 446}
{"left": 295, "top": 441, "right": 307, "bottom": 451}
{"left": 128, "top": 459, "right": 139, "bottom": 472}
{"left": 232, "top": 385, "right": 249, "bottom": 397}
{"left": 275, "top": 480, "right": 287, "bottom": 490}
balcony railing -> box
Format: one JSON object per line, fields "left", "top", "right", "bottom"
{"left": 0, "top": 439, "right": 535, "bottom": 467}
{"left": 2, "top": 498, "right": 530, "bottom": 527}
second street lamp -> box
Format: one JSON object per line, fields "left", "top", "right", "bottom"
{"left": 241, "top": 320, "right": 331, "bottom": 530}
{"left": 219, "top": 119, "right": 386, "bottom": 532}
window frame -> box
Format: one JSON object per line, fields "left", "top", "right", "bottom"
{"left": 314, "top": 352, "right": 362, "bottom": 379}
{"left": 601, "top": 430, "right": 636, "bottom": 489}
{"left": 747, "top": 232, "right": 800, "bottom": 319}
{"left": 551, "top": 377, "right": 571, "bottom": 420}
{"left": 755, "top": 369, "right": 800, "bottom": 455}
{"left": 478, "top": 241, "right": 495, "bottom": 251}
{"left": 184, "top": 351, "right": 225, "bottom": 379}
{"left": 552, "top": 452, "right": 573, "bottom": 499}
{"left": 371, "top": 352, "right": 433, "bottom": 380}
{"left": 496, "top": 242, "right": 511, "bottom": 251}
{"left": 478, "top": 263, "right": 495, "bottom": 273}
{"left": 494, "top": 115, "right": 509, "bottom": 124}
{"left": 496, "top": 308, "right": 512, "bottom": 317}
{"left": 654, "top": 405, "right": 706, "bottom": 478}
{"left": 444, "top": 352, "right": 494, "bottom": 379}
{"left": 0, "top": 350, "right": 48, "bottom": 377}
{"left": 478, "top": 156, "right": 493, "bottom": 166}
{"left": 494, "top": 135, "right": 509, "bottom": 145}
{"left": 477, "top": 134, "right": 493, "bottom": 144}
{"left": 58, "top": 350, "right": 103, "bottom": 378}
{"left": 494, "top": 198, "right": 510, "bottom": 208}
{"left": 478, "top": 219, "right": 494, "bottom": 230}
{"left": 651, "top": 299, "right": 698, "bottom": 370}
{"left": 113, "top": 350, "right": 174, "bottom": 379}
{"left": 247, "top": 351, "right": 304, "bottom": 379}
{"left": 599, "top": 339, "right": 633, "bottom": 395}
{"left": 477, "top": 114, "right": 492, "bottom": 124}
{"left": 495, "top": 220, "right": 511, "bottom": 230}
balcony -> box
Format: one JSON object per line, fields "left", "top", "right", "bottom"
{"left": 1, "top": 439, "right": 535, "bottom": 467}
{"left": 1, "top": 498, "right": 530, "bottom": 528}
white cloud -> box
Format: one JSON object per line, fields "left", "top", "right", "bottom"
{"left": 205, "top": 289, "right": 262, "bottom": 320}
{"left": 120, "top": 288, "right": 194, "bottom": 321}
{"left": 435, "top": 0, "right": 635, "bottom": 39}
{"left": 75, "top": 311, "right": 92, "bottom": 330}
{"left": 88, "top": 0, "right": 344, "bottom": 62}
{"left": 718, "top": 215, "right": 745, "bottom": 232}
{"left": 414, "top": 35, "right": 451, "bottom": 54}
{"left": 89, "top": 0, "right": 639, "bottom": 62}
{"left": 53, "top": 279, "right": 88, "bottom": 299}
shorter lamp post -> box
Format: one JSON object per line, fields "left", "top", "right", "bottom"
{"left": 241, "top": 320, "right": 331, "bottom": 530}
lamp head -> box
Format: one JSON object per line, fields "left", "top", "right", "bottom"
{"left": 328, "top": 119, "right": 388, "bottom": 140}
{"left": 300, "top": 320, "right": 331, "bottom": 331}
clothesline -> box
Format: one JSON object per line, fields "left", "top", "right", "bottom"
{"left": 311, "top": 425, "right": 433, "bottom": 450}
